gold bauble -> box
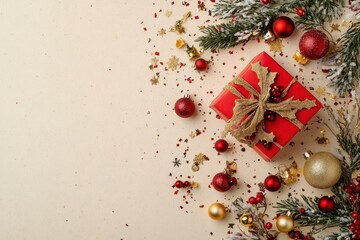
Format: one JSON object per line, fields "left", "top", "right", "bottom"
{"left": 239, "top": 213, "right": 254, "bottom": 226}
{"left": 276, "top": 214, "right": 294, "bottom": 233}
{"left": 303, "top": 151, "right": 342, "bottom": 189}
{"left": 208, "top": 203, "right": 226, "bottom": 220}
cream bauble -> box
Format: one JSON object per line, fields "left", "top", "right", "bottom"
{"left": 303, "top": 151, "right": 342, "bottom": 189}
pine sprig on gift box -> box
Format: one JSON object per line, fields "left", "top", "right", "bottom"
{"left": 322, "top": 22, "right": 360, "bottom": 95}
{"left": 196, "top": 0, "right": 345, "bottom": 50}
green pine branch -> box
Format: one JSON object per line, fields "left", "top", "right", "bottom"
{"left": 196, "top": 0, "right": 345, "bottom": 50}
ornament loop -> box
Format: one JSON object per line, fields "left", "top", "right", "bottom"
{"left": 303, "top": 151, "right": 313, "bottom": 159}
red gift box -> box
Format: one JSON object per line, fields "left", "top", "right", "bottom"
{"left": 210, "top": 52, "right": 322, "bottom": 161}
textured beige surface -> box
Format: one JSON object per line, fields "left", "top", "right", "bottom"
{"left": 0, "top": 1, "right": 348, "bottom": 240}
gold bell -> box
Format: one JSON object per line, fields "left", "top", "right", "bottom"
{"left": 239, "top": 213, "right": 254, "bottom": 226}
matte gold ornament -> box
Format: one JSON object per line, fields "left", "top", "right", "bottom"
{"left": 208, "top": 203, "right": 226, "bottom": 220}
{"left": 303, "top": 151, "right": 342, "bottom": 189}
{"left": 276, "top": 212, "right": 294, "bottom": 233}
{"left": 239, "top": 213, "right": 254, "bottom": 226}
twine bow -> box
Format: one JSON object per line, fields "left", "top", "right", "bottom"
{"left": 222, "top": 62, "right": 316, "bottom": 146}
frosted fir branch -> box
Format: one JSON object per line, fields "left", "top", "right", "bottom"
{"left": 320, "top": 231, "right": 353, "bottom": 240}
{"left": 349, "top": 0, "right": 360, "bottom": 19}
{"left": 323, "top": 22, "right": 360, "bottom": 95}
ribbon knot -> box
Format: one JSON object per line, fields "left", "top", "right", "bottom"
{"left": 222, "top": 62, "right": 317, "bottom": 146}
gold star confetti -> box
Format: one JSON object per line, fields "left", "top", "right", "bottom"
{"left": 189, "top": 131, "right": 196, "bottom": 139}
{"left": 329, "top": 94, "right": 337, "bottom": 100}
{"left": 330, "top": 23, "right": 341, "bottom": 32}
{"left": 293, "top": 51, "right": 309, "bottom": 65}
{"left": 157, "top": 28, "right": 166, "bottom": 37}
{"left": 267, "top": 38, "right": 283, "bottom": 53}
{"left": 194, "top": 153, "right": 206, "bottom": 165}
{"left": 198, "top": 25, "right": 205, "bottom": 30}
{"left": 167, "top": 56, "right": 179, "bottom": 71}
{"left": 197, "top": 2, "right": 206, "bottom": 11}
{"left": 150, "top": 74, "right": 159, "bottom": 85}
{"left": 165, "top": 10, "right": 173, "bottom": 17}
{"left": 315, "top": 86, "right": 326, "bottom": 96}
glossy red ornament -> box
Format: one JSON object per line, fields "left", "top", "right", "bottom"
{"left": 214, "top": 139, "right": 229, "bottom": 152}
{"left": 272, "top": 16, "right": 295, "bottom": 38}
{"left": 265, "top": 222, "right": 273, "bottom": 229}
{"left": 183, "top": 181, "right": 191, "bottom": 187}
{"left": 318, "top": 196, "right": 335, "bottom": 213}
{"left": 297, "top": 8, "right": 305, "bottom": 16}
{"left": 264, "top": 175, "right": 282, "bottom": 192}
{"left": 248, "top": 197, "right": 258, "bottom": 205}
{"left": 262, "top": 0, "right": 271, "bottom": 3}
{"left": 299, "top": 30, "right": 329, "bottom": 60}
{"left": 174, "top": 180, "right": 184, "bottom": 188}
{"left": 174, "top": 96, "right": 195, "bottom": 118}
{"left": 195, "top": 58, "right": 208, "bottom": 71}
{"left": 212, "top": 172, "right": 237, "bottom": 192}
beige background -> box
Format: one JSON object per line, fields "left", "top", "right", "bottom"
{"left": 0, "top": 1, "right": 351, "bottom": 239}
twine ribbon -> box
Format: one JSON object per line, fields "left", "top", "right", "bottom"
{"left": 222, "top": 62, "right": 316, "bottom": 146}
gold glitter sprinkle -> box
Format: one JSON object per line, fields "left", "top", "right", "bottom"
{"left": 293, "top": 51, "right": 309, "bottom": 65}
{"left": 197, "top": 2, "right": 206, "bottom": 11}
{"left": 186, "top": 45, "right": 200, "bottom": 60}
{"left": 189, "top": 131, "right": 196, "bottom": 139}
{"left": 158, "top": 28, "right": 166, "bottom": 37}
{"left": 329, "top": 94, "right": 337, "bottom": 100}
{"left": 167, "top": 56, "right": 179, "bottom": 71}
{"left": 240, "top": 57, "right": 245, "bottom": 61}
{"left": 150, "top": 74, "right": 159, "bottom": 85}
{"left": 315, "top": 86, "right": 326, "bottom": 96}
{"left": 151, "top": 57, "right": 159, "bottom": 65}
{"left": 165, "top": 10, "right": 173, "bottom": 17}
{"left": 176, "top": 38, "right": 187, "bottom": 49}
{"left": 198, "top": 25, "right": 205, "bottom": 30}
{"left": 267, "top": 38, "right": 283, "bottom": 53}
{"left": 191, "top": 181, "right": 199, "bottom": 188}
{"left": 330, "top": 23, "right": 341, "bottom": 32}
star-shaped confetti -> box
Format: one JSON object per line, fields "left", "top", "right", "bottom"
{"left": 228, "top": 223, "right": 235, "bottom": 229}
{"left": 330, "top": 23, "right": 341, "bottom": 32}
{"left": 165, "top": 10, "right": 173, "bottom": 17}
{"left": 150, "top": 74, "right": 159, "bottom": 85}
{"left": 167, "top": 56, "right": 179, "bottom": 71}
{"left": 197, "top": 2, "right": 206, "bottom": 12}
{"left": 189, "top": 131, "right": 196, "bottom": 139}
{"left": 172, "top": 158, "right": 181, "bottom": 167}
{"left": 151, "top": 57, "right": 159, "bottom": 65}
{"left": 267, "top": 38, "right": 284, "bottom": 53}
{"left": 157, "top": 28, "right": 166, "bottom": 37}
{"left": 193, "top": 153, "right": 206, "bottom": 165}
{"left": 315, "top": 86, "right": 326, "bottom": 96}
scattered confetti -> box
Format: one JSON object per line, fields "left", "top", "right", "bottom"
{"left": 267, "top": 38, "right": 283, "bottom": 53}
{"left": 167, "top": 56, "right": 180, "bottom": 71}
{"left": 330, "top": 23, "right": 341, "bottom": 32}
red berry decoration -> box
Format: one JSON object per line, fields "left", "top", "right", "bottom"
{"left": 262, "top": 0, "right": 271, "bottom": 3}
{"left": 256, "top": 192, "right": 264, "bottom": 203}
{"left": 195, "top": 58, "right": 208, "bottom": 71}
{"left": 214, "top": 139, "right": 229, "bottom": 152}
{"left": 212, "top": 172, "right": 237, "bottom": 192}
{"left": 174, "top": 180, "right": 184, "bottom": 188}
{"left": 272, "top": 16, "right": 295, "bottom": 38}
{"left": 264, "top": 110, "right": 276, "bottom": 121}
{"left": 183, "top": 181, "right": 191, "bottom": 187}
{"left": 299, "top": 30, "right": 329, "bottom": 60}
{"left": 318, "top": 196, "right": 335, "bottom": 213}
{"left": 265, "top": 222, "right": 273, "bottom": 229}
{"left": 174, "top": 96, "right": 195, "bottom": 118}
{"left": 262, "top": 141, "right": 273, "bottom": 149}
{"left": 297, "top": 8, "right": 305, "bottom": 16}
{"left": 264, "top": 175, "right": 282, "bottom": 192}
{"left": 248, "top": 197, "right": 258, "bottom": 205}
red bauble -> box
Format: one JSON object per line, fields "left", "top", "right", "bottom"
{"left": 299, "top": 30, "right": 329, "bottom": 60}
{"left": 212, "top": 172, "right": 237, "bottom": 192}
{"left": 272, "top": 16, "right": 295, "bottom": 38}
{"left": 318, "top": 196, "right": 335, "bottom": 213}
{"left": 174, "top": 97, "right": 195, "bottom": 118}
{"left": 214, "top": 139, "right": 229, "bottom": 152}
{"left": 264, "top": 175, "right": 282, "bottom": 192}
{"left": 174, "top": 180, "right": 184, "bottom": 188}
{"left": 297, "top": 8, "right": 305, "bottom": 16}
{"left": 262, "top": 0, "right": 271, "bottom": 3}
{"left": 195, "top": 58, "right": 208, "bottom": 71}
{"left": 265, "top": 222, "right": 273, "bottom": 229}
